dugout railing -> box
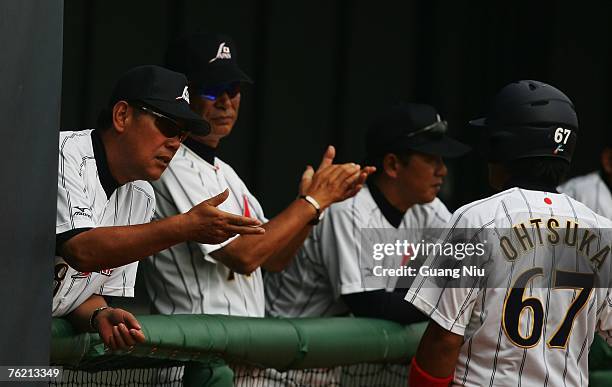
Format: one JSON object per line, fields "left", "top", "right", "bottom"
{"left": 50, "top": 315, "right": 612, "bottom": 386}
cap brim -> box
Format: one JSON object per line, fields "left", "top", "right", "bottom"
{"left": 406, "top": 136, "right": 472, "bottom": 158}
{"left": 191, "top": 63, "right": 253, "bottom": 87}
{"left": 469, "top": 117, "right": 487, "bottom": 127}
{"left": 142, "top": 98, "right": 210, "bottom": 135}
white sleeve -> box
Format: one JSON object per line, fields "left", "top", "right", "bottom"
{"left": 405, "top": 212, "right": 482, "bottom": 336}
{"left": 96, "top": 262, "right": 138, "bottom": 297}
{"left": 155, "top": 158, "right": 271, "bottom": 262}
{"left": 96, "top": 184, "right": 153, "bottom": 297}
{"left": 405, "top": 281, "right": 478, "bottom": 336}
{"left": 319, "top": 203, "right": 382, "bottom": 298}
{"left": 56, "top": 145, "right": 96, "bottom": 233}
{"left": 155, "top": 160, "right": 239, "bottom": 260}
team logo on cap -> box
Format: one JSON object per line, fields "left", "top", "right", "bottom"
{"left": 553, "top": 127, "right": 571, "bottom": 154}
{"left": 209, "top": 42, "right": 232, "bottom": 63}
{"left": 176, "top": 86, "right": 190, "bottom": 104}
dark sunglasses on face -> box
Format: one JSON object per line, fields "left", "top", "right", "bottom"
{"left": 199, "top": 82, "right": 241, "bottom": 101}
{"left": 137, "top": 105, "right": 190, "bottom": 142}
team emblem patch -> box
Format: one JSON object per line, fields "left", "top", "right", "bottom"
{"left": 72, "top": 206, "right": 92, "bottom": 219}
{"left": 71, "top": 269, "right": 113, "bottom": 279}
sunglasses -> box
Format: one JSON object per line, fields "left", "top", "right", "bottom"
{"left": 404, "top": 120, "right": 448, "bottom": 139}
{"left": 199, "top": 82, "right": 241, "bottom": 101}
{"left": 137, "top": 105, "right": 190, "bottom": 142}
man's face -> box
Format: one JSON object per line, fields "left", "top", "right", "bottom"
{"left": 396, "top": 152, "right": 448, "bottom": 204}
{"left": 189, "top": 86, "right": 241, "bottom": 146}
{"left": 121, "top": 105, "right": 183, "bottom": 181}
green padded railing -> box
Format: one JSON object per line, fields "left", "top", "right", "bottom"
{"left": 51, "top": 314, "right": 612, "bottom": 386}
{"left": 51, "top": 315, "right": 425, "bottom": 369}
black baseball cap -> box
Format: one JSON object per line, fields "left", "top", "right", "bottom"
{"left": 165, "top": 32, "right": 253, "bottom": 89}
{"left": 365, "top": 103, "right": 471, "bottom": 163}
{"left": 109, "top": 65, "right": 210, "bottom": 135}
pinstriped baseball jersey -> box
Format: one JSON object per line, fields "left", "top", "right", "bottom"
{"left": 54, "top": 130, "right": 155, "bottom": 317}
{"left": 558, "top": 171, "right": 612, "bottom": 220}
{"left": 265, "top": 184, "right": 451, "bottom": 318}
{"left": 405, "top": 187, "right": 612, "bottom": 387}
{"left": 142, "top": 143, "right": 267, "bottom": 316}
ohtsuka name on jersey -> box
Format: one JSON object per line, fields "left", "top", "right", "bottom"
{"left": 500, "top": 217, "right": 610, "bottom": 270}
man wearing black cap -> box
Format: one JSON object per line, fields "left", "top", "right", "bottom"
{"left": 265, "top": 103, "right": 470, "bottom": 321}
{"left": 54, "top": 65, "right": 264, "bottom": 351}
{"left": 143, "top": 33, "right": 373, "bottom": 318}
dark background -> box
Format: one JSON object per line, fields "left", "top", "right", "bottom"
{"left": 0, "top": 0, "right": 62, "bottom": 372}
{"left": 62, "top": 0, "right": 612, "bottom": 214}
{"left": 1, "top": 0, "right": 610, "bottom": 369}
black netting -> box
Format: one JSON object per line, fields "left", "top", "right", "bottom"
{"left": 51, "top": 366, "right": 184, "bottom": 387}
{"left": 49, "top": 357, "right": 185, "bottom": 387}
{"left": 233, "top": 363, "right": 408, "bottom": 387}
{"left": 50, "top": 361, "right": 409, "bottom": 387}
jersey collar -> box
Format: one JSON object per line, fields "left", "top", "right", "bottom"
{"left": 368, "top": 181, "right": 405, "bottom": 228}
{"left": 91, "top": 129, "right": 119, "bottom": 199}
{"left": 502, "top": 177, "right": 558, "bottom": 193}
{"left": 183, "top": 137, "right": 216, "bottom": 165}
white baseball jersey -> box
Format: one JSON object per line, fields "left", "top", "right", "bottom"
{"left": 265, "top": 184, "right": 451, "bottom": 318}
{"left": 558, "top": 171, "right": 612, "bottom": 220}
{"left": 54, "top": 130, "right": 155, "bottom": 317}
{"left": 405, "top": 187, "right": 612, "bottom": 387}
{"left": 142, "top": 143, "right": 267, "bottom": 316}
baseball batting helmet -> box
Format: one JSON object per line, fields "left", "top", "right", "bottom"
{"left": 470, "top": 80, "right": 578, "bottom": 163}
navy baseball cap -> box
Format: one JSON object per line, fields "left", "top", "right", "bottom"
{"left": 165, "top": 32, "right": 253, "bottom": 89}
{"left": 365, "top": 103, "right": 471, "bottom": 163}
{"left": 109, "top": 65, "right": 210, "bottom": 135}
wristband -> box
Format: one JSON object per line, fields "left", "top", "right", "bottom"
{"left": 299, "top": 195, "right": 324, "bottom": 225}
{"left": 409, "top": 357, "right": 453, "bottom": 387}
{"left": 89, "top": 306, "right": 109, "bottom": 331}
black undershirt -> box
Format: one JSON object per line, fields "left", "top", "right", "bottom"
{"left": 342, "top": 289, "right": 428, "bottom": 325}
{"left": 56, "top": 130, "right": 119, "bottom": 253}
{"left": 183, "top": 137, "right": 216, "bottom": 165}
{"left": 340, "top": 180, "right": 428, "bottom": 325}
{"left": 367, "top": 180, "right": 405, "bottom": 228}
{"left": 91, "top": 129, "right": 119, "bottom": 197}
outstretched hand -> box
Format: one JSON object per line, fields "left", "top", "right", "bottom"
{"left": 300, "top": 145, "right": 336, "bottom": 195}
{"left": 344, "top": 165, "right": 376, "bottom": 198}
{"left": 95, "top": 307, "right": 145, "bottom": 351}
{"left": 184, "top": 189, "right": 265, "bottom": 244}
{"left": 300, "top": 145, "right": 376, "bottom": 208}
